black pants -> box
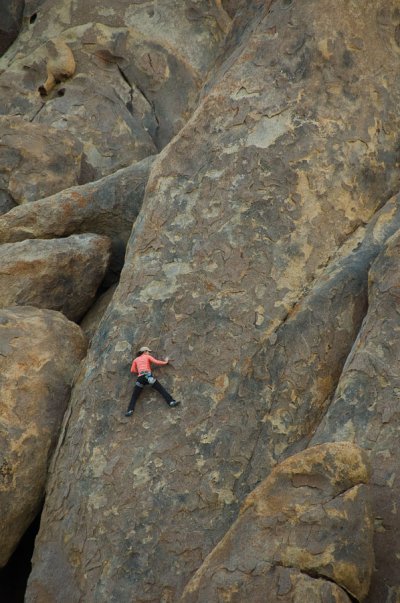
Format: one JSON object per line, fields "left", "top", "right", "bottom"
{"left": 127, "top": 374, "right": 174, "bottom": 413}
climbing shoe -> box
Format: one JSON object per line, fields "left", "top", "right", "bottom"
{"left": 124, "top": 410, "right": 134, "bottom": 417}
{"left": 169, "top": 400, "right": 180, "bottom": 407}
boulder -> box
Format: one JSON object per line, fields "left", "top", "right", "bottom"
{"left": 0, "top": 306, "right": 87, "bottom": 567}
{"left": 0, "top": 0, "right": 24, "bottom": 56}
{"left": 26, "top": 1, "right": 400, "bottom": 601}
{"left": 0, "top": 116, "right": 83, "bottom": 204}
{"left": 0, "top": 234, "right": 111, "bottom": 321}
{"left": 0, "top": 0, "right": 229, "bottom": 178}
{"left": 0, "top": 155, "right": 155, "bottom": 281}
{"left": 180, "top": 443, "right": 373, "bottom": 603}
{"left": 311, "top": 228, "right": 400, "bottom": 602}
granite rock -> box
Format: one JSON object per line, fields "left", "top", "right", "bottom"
{"left": 0, "top": 115, "right": 83, "bottom": 204}
{"left": 0, "top": 233, "right": 111, "bottom": 321}
{"left": 180, "top": 443, "right": 373, "bottom": 603}
{"left": 0, "top": 155, "right": 155, "bottom": 281}
{"left": 311, "top": 228, "right": 400, "bottom": 603}
{"left": 0, "top": 306, "right": 86, "bottom": 567}
{"left": 26, "top": 1, "right": 400, "bottom": 601}
{"left": 0, "top": 0, "right": 229, "bottom": 178}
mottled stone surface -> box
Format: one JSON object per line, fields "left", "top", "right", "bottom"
{"left": 180, "top": 443, "right": 373, "bottom": 603}
{"left": 0, "top": 0, "right": 228, "bottom": 179}
{"left": 0, "top": 306, "right": 86, "bottom": 567}
{"left": 0, "top": 234, "right": 111, "bottom": 321}
{"left": 26, "top": 1, "right": 400, "bottom": 602}
{"left": 0, "top": 0, "right": 24, "bottom": 56}
{"left": 237, "top": 193, "right": 400, "bottom": 494}
{"left": 0, "top": 155, "right": 155, "bottom": 281}
{"left": 0, "top": 116, "right": 83, "bottom": 204}
{"left": 311, "top": 229, "right": 400, "bottom": 603}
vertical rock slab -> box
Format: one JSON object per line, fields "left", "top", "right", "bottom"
{"left": 311, "top": 229, "right": 400, "bottom": 603}
{"left": 27, "top": 1, "right": 400, "bottom": 601}
{"left": 0, "top": 306, "right": 87, "bottom": 567}
{"left": 0, "top": 234, "right": 111, "bottom": 321}
{"left": 180, "top": 443, "right": 373, "bottom": 603}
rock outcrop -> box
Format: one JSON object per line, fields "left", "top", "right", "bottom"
{"left": 0, "top": 306, "right": 87, "bottom": 568}
{"left": 311, "top": 229, "right": 400, "bottom": 602}
{"left": 237, "top": 192, "right": 400, "bottom": 493}
{"left": 0, "top": 116, "right": 83, "bottom": 204}
{"left": 0, "top": 234, "right": 111, "bottom": 321}
{"left": 180, "top": 443, "right": 373, "bottom": 603}
{"left": 25, "top": 1, "right": 400, "bottom": 602}
{"left": 0, "top": 155, "right": 155, "bottom": 282}
{"left": 0, "top": 0, "right": 228, "bottom": 179}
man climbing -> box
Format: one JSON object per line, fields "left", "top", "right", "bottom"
{"left": 125, "top": 346, "right": 180, "bottom": 416}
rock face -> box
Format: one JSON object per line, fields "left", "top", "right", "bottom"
{"left": 311, "top": 229, "right": 400, "bottom": 603}
{"left": 0, "top": 0, "right": 227, "bottom": 179}
{"left": 0, "top": 155, "right": 155, "bottom": 281}
{"left": 237, "top": 192, "right": 400, "bottom": 493}
{"left": 0, "top": 116, "right": 83, "bottom": 204}
{"left": 0, "top": 0, "right": 24, "bottom": 56}
{"left": 25, "top": 1, "right": 400, "bottom": 602}
{"left": 0, "top": 234, "right": 111, "bottom": 321}
{"left": 180, "top": 443, "right": 373, "bottom": 603}
{"left": 0, "top": 306, "right": 87, "bottom": 568}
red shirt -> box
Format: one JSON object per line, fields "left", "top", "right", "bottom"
{"left": 130, "top": 353, "right": 168, "bottom": 375}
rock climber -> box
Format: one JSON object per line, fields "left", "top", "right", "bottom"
{"left": 125, "top": 346, "right": 180, "bottom": 416}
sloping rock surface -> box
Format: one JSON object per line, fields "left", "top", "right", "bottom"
{"left": 0, "top": 306, "right": 87, "bottom": 568}
{"left": 311, "top": 229, "right": 400, "bottom": 603}
{"left": 0, "top": 233, "right": 111, "bottom": 321}
{"left": 180, "top": 442, "right": 373, "bottom": 603}
{"left": 26, "top": 1, "right": 400, "bottom": 602}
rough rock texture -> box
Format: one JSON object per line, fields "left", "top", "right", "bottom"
{"left": 0, "top": 233, "right": 111, "bottom": 321}
{"left": 186, "top": 566, "right": 354, "bottom": 603}
{"left": 0, "top": 155, "right": 155, "bottom": 281}
{"left": 0, "top": 115, "right": 83, "bottom": 204}
{"left": 26, "top": 1, "right": 400, "bottom": 602}
{"left": 0, "top": 0, "right": 228, "bottom": 179}
{"left": 80, "top": 284, "right": 117, "bottom": 342}
{"left": 180, "top": 443, "right": 373, "bottom": 603}
{"left": 0, "top": 0, "right": 24, "bottom": 56}
{"left": 0, "top": 306, "right": 87, "bottom": 568}
{"left": 311, "top": 230, "right": 400, "bottom": 603}
{"left": 237, "top": 193, "right": 400, "bottom": 493}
